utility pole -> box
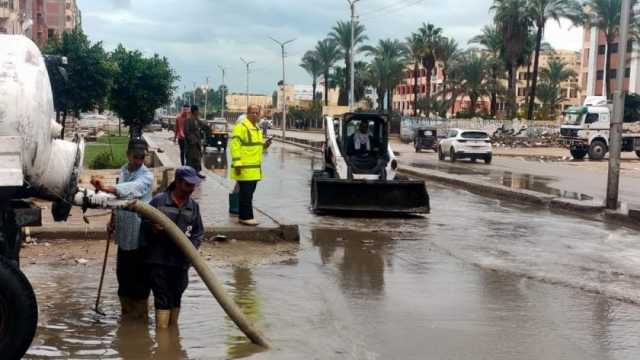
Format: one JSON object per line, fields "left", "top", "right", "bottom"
{"left": 192, "top": 81, "right": 196, "bottom": 106}
{"left": 240, "top": 58, "right": 255, "bottom": 110}
{"left": 606, "top": 0, "right": 631, "bottom": 210}
{"left": 203, "top": 77, "right": 209, "bottom": 120}
{"left": 218, "top": 66, "right": 227, "bottom": 119}
{"left": 348, "top": 0, "right": 360, "bottom": 111}
{"left": 269, "top": 37, "right": 295, "bottom": 139}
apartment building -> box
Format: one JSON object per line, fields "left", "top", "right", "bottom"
{"left": 0, "top": 0, "right": 21, "bottom": 34}
{"left": 19, "top": 0, "right": 80, "bottom": 48}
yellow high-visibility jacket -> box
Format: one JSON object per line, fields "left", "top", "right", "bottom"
{"left": 230, "top": 119, "right": 264, "bottom": 181}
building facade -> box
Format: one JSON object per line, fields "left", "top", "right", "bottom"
{"left": 18, "top": 0, "right": 80, "bottom": 48}
{"left": 0, "top": 0, "right": 21, "bottom": 34}
{"left": 580, "top": 25, "right": 639, "bottom": 99}
{"left": 276, "top": 84, "right": 315, "bottom": 111}
{"left": 225, "top": 93, "right": 272, "bottom": 113}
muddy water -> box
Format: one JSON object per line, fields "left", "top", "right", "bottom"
{"left": 24, "top": 143, "right": 640, "bottom": 359}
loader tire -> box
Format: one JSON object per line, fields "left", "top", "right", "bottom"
{"left": 0, "top": 257, "right": 38, "bottom": 360}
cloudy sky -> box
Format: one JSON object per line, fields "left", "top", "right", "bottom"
{"left": 78, "top": 0, "right": 583, "bottom": 95}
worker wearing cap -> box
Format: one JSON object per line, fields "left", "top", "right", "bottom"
{"left": 143, "top": 166, "right": 204, "bottom": 329}
{"left": 173, "top": 104, "right": 190, "bottom": 166}
{"left": 230, "top": 105, "right": 272, "bottom": 226}
{"left": 91, "top": 139, "right": 154, "bottom": 319}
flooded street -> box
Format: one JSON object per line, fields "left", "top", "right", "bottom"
{"left": 25, "top": 143, "right": 640, "bottom": 359}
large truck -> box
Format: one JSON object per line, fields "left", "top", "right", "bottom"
{"left": 561, "top": 96, "right": 640, "bottom": 160}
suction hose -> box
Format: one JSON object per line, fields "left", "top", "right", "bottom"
{"left": 129, "top": 200, "right": 271, "bottom": 349}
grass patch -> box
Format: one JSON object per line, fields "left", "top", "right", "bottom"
{"left": 84, "top": 135, "right": 129, "bottom": 169}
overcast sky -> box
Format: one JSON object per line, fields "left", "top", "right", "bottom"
{"left": 77, "top": 0, "right": 583, "bottom": 95}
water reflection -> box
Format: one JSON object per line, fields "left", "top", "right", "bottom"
{"left": 225, "top": 267, "right": 264, "bottom": 359}
{"left": 311, "top": 229, "right": 392, "bottom": 296}
{"left": 154, "top": 326, "right": 188, "bottom": 360}
{"left": 113, "top": 318, "right": 154, "bottom": 359}
{"left": 203, "top": 152, "right": 228, "bottom": 175}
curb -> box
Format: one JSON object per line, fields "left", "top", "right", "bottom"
{"left": 31, "top": 224, "right": 300, "bottom": 243}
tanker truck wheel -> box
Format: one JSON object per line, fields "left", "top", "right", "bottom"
{"left": 0, "top": 257, "right": 38, "bottom": 360}
{"left": 570, "top": 148, "right": 587, "bottom": 160}
{"left": 588, "top": 140, "right": 607, "bottom": 161}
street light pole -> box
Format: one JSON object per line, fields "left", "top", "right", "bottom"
{"left": 606, "top": 0, "right": 631, "bottom": 210}
{"left": 240, "top": 57, "right": 255, "bottom": 110}
{"left": 203, "top": 77, "right": 209, "bottom": 120}
{"left": 347, "top": 0, "right": 360, "bottom": 112}
{"left": 269, "top": 37, "right": 295, "bottom": 139}
{"left": 192, "top": 81, "right": 196, "bottom": 106}
{"left": 218, "top": 66, "right": 227, "bottom": 119}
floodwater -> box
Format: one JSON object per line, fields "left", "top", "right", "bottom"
{"left": 409, "top": 161, "right": 596, "bottom": 201}
{"left": 24, "top": 143, "right": 640, "bottom": 359}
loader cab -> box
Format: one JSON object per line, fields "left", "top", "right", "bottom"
{"left": 339, "top": 113, "right": 390, "bottom": 174}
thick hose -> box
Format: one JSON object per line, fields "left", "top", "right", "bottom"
{"left": 129, "top": 200, "right": 271, "bottom": 349}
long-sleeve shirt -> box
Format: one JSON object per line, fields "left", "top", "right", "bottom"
{"left": 114, "top": 164, "right": 154, "bottom": 251}
{"left": 143, "top": 191, "right": 204, "bottom": 268}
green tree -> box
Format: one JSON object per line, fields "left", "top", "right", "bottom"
{"left": 455, "top": 51, "right": 492, "bottom": 117}
{"left": 535, "top": 56, "right": 577, "bottom": 118}
{"left": 469, "top": 25, "right": 504, "bottom": 116}
{"left": 492, "top": 0, "right": 532, "bottom": 119}
{"left": 315, "top": 39, "right": 342, "bottom": 106}
{"left": 45, "top": 28, "right": 112, "bottom": 137}
{"left": 438, "top": 37, "right": 460, "bottom": 105}
{"left": 365, "top": 39, "right": 407, "bottom": 112}
{"left": 417, "top": 23, "right": 443, "bottom": 106}
{"left": 577, "top": 0, "right": 640, "bottom": 99}
{"left": 108, "top": 45, "right": 179, "bottom": 137}
{"left": 329, "top": 20, "right": 368, "bottom": 106}
{"left": 300, "top": 50, "right": 322, "bottom": 107}
{"left": 525, "top": 0, "right": 581, "bottom": 120}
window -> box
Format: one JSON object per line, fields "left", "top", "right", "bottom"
{"left": 561, "top": 89, "right": 568, "bottom": 98}
{"left": 570, "top": 89, "right": 577, "bottom": 98}
{"left": 625, "top": 68, "right": 631, "bottom": 78}
{"left": 47, "top": 28, "right": 55, "bottom": 39}
{"left": 517, "top": 87, "right": 527, "bottom": 97}
{"left": 609, "top": 69, "right": 617, "bottom": 79}
{"left": 598, "top": 45, "right": 606, "bottom": 55}
{"left": 628, "top": 40, "right": 634, "bottom": 53}
{"left": 610, "top": 43, "right": 619, "bottom": 53}
{"left": 596, "top": 70, "right": 604, "bottom": 80}
{"left": 585, "top": 113, "right": 599, "bottom": 124}
{"left": 66, "top": 15, "right": 71, "bottom": 22}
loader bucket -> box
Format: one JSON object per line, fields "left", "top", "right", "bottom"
{"left": 311, "top": 177, "right": 430, "bottom": 214}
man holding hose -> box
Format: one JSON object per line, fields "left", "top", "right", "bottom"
{"left": 143, "top": 166, "right": 204, "bottom": 328}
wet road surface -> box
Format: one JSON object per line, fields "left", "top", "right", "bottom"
{"left": 25, "top": 142, "right": 640, "bottom": 359}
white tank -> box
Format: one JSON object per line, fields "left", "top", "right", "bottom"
{"left": 0, "top": 35, "right": 83, "bottom": 201}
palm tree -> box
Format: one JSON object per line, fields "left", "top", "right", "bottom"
{"left": 438, "top": 37, "right": 460, "bottom": 105}
{"left": 315, "top": 39, "right": 342, "bottom": 106}
{"left": 578, "top": 0, "right": 640, "bottom": 99}
{"left": 417, "top": 23, "right": 443, "bottom": 106}
{"left": 525, "top": 0, "right": 581, "bottom": 120}
{"left": 492, "top": 0, "right": 532, "bottom": 119}
{"left": 329, "top": 20, "right": 368, "bottom": 106}
{"left": 535, "top": 56, "right": 577, "bottom": 118}
{"left": 455, "top": 51, "right": 492, "bottom": 117}
{"left": 364, "top": 39, "right": 408, "bottom": 112}
{"left": 406, "top": 33, "right": 423, "bottom": 116}
{"left": 367, "top": 58, "right": 387, "bottom": 111}
{"left": 469, "top": 25, "right": 503, "bottom": 116}
{"left": 300, "top": 51, "right": 322, "bottom": 106}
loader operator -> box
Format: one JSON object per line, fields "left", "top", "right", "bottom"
{"left": 90, "top": 139, "right": 154, "bottom": 319}
{"left": 346, "top": 121, "right": 382, "bottom": 172}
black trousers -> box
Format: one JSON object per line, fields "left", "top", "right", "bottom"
{"left": 116, "top": 248, "right": 151, "bottom": 300}
{"left": 178, "top": 139, "right": 186, "bottom": 166}
{"left": 238, "top": 181, "right": 258, "bottom": 220}
{"left": 148, "top": 265, "right": 189, "bottom": 310}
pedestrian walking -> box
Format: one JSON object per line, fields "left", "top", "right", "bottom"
{"left": 90, "top": 139, "right": 154, "bottom": 319}
{"left": 184, "top": 105, "right": 206, "bottom": 178}
{"left": 260, "top": 117, "right": 269, "bottom": 138}
{"left": 173, "top": 104, "right": 189, "bottom": 165}
{"left": 143, "top": 166, "right": 204, "bottom": 329}
{"left": 230, "top": 105, "right": 272, "bottom": 226}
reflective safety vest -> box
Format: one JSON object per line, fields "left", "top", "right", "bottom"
{"left": 230, "top": 119, "right": 264, "bottom": 181}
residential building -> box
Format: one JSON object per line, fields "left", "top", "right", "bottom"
{"left": 225, "top": 93, "right": 272, "bottom": 113}
{"left": 276, "top": 84, "right": 315, "bottom": 111}
{"left": 0, "top": 0, "right": 21, "bottom": 34}
{"left": 19, "top": 0, "right": 80, "bottom": 48}
{"left": 581, "top": 22, "right": 639, "bottom": 99}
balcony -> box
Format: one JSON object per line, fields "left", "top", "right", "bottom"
{"left": 0, "top": 1, "right": 16, "bottom": 20}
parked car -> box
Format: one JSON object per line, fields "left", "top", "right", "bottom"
{"left": 413, "top": 127, "right": 439, "bottom": 152}
{"left": 438, "top": 129, "right": 493, "bottom": 164}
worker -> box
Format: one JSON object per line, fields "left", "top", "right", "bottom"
{"left": 230, "top": 105, "right": 272, "bottom": 226}
{"left": 90, "top": 139, "right": 154, "bottom": 319}
{"left": 184, "top": 105, "right": 206, "bottom": 178}
{"left": 347, "top": 121, "right": 379, "bottom": 157}
{"left": 173, "top": 104, "right": 190, "bottom": 165}
{"left": 143, "top": 166, "right": 204, "bottom": 329}
{"left": 259, "top": 117, "right": 269, "bottom": 138}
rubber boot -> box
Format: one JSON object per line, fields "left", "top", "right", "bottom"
{"left": 170, "top": 307, "right": 180, "bottom": 326}
{"left": 119, "top": 296, "right": 132, "bottom": 316}
{"left": 155, "top": 309, "right": 171, "bottom": 329}
{"left": 132, "top": 299, "right": 149, "bottom": 321}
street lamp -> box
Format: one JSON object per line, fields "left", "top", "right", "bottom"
{"left": 347, "top": 0, "right": 360, "bottom": 111}
{"left": 218, "top": 66, "right": 227, "bottom": 119}
{"left": 269, "top": 37, "right": 295, "bottom": 139}
{"left": 240, "top": 57, "right": 255, "bottom": 110}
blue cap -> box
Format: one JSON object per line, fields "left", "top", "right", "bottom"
{"left": 175, "top": 166, "right": 203, "bottom": 185}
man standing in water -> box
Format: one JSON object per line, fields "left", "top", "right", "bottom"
{"left": 91, "top": 139, "right": 154, "bottom": 319}
{"left": 143, "top": 166, "right": 204, "bottom": 328}
{"left": 184, "top": 105, "right": 206, "bottom": 178}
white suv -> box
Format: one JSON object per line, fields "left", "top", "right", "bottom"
{"left": 438, "top": 129, "right": 493, "bottom": 164}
